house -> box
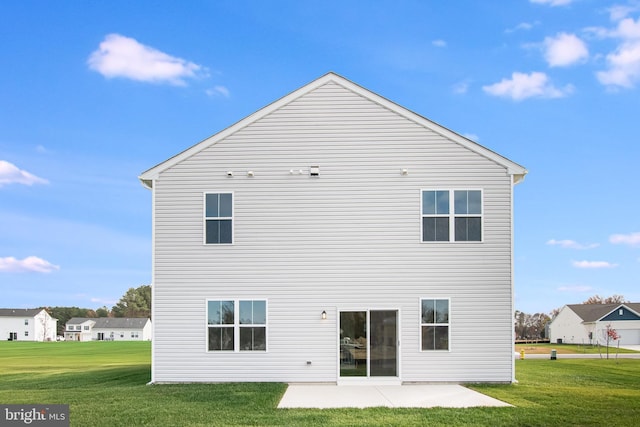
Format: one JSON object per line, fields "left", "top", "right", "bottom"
{"left": 0, "top": 308, "right": 58, "bottom": 342}
{"left": 548, "top": 303, "right": 640, "bottom": 346}
{"left": 139, "top": 72, "right": 527, "bottom": 384}
{"left": 64, "top": 318, "right": 97, "bottom": 341}
{"left": 64, "top": 317, "right": 152, "bottom": 341}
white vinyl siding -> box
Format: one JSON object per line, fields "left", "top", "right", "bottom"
{"left": 150, "top": 81, "right": 517, "bottom": 383}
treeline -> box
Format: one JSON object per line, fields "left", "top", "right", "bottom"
{"left": 42, "top": 285, "right": 151, "bottom": 336}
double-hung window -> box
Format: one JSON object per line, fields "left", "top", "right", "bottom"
{"left": 421, "top": 298, "right": 449, "bottom": 351}
{"left": 205, "top": 193, "right": 233, "bottom": 244}
{"left": 207, "top": 299, "right": 267, "bottom": 352}
{"left": 421, "top": 190, "right": 482, "bottom": 242}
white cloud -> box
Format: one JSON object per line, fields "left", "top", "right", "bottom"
{"left": 88, "top": 33, "right": 206, "bottom": 86}
{"left": 572, "top": 260, "right": 618, "bottom": 269}
{"left": 206, "top": 85, "right": 230, "bottom": 98}
{"left": 609, "top": 232, "right": 640, "bottom": 246}
{"left": 506, "top": 22, "right": 536, "bottom": 33}
{"left": 596, "top": 17, "right": 640, "bottom": 89}
{"left": 0, "top": 160, "right": 48, "bottom": 187}
{"left": 462, "top": 133, "right": 479, "bottom": 142}
{"left": 609, "top": 5, "right": 640, "bottom": 22}
{"left": 547, "top": 239, "right": 599, "bottom": 249}
{"left": 90, "top": 297, "right": 117, "bottom": 306}
{"left": 544, "top": 33, "right": 589, "bottom": 67}
{"left": 432, "top": 39, "right": 447, "bottom": 48}
{"left": 453, "top": 80, "right": 470, "bottom": 94}
{"left": 0, "top": 256, "right": 59, "bottom": 273}
{"left": 530, "top": 0, "right": 573, "bottom": 6}
{"left": 597, "top": 41, "right": 640, "bottom": 88}
{"left": 557, "top": 285, "right": 593, "bottom": 292}
{"left": 483, "top": 71, "right": 574, "bottom": 100}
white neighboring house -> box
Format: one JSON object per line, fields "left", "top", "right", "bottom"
{"left": 64, "top": 318, "right": 96, "bottom": 341}
{"left": 548, "top": 303, "right": 640, "bottom": 346}
{"left": 139, "top": 72, "right": 528, "bottom": 384}
{"left": 64, "top": 318, "right": 152, "bottom": 341}
{"left": 0, "top": 308, "right": 58, "bottom": 342}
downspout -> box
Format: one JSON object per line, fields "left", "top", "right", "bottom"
{"left": 511, "top": 171, "right": 527, "bottom": 383}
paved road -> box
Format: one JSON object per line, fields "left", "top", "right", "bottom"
{"left": 518, "top": 352, "right": 640, "bottom": 359}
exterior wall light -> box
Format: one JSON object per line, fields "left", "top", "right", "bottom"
{"left": 321, "top": 310, "right": 327, "bottom": 320}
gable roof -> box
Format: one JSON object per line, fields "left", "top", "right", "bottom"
{"left": 66, "top": 317, "right": 150, "bottom": 329}
{"left": 0, "top": 308, "right": 44, "bottom": 317}
{"left": 91, "top": 318, "right": 150, "bottom": 329}
{"left": 567, "top": 303, "right": 640, "bottom": 322}
{"left": 66, "top": 317, "right": 96, "bottom": 325}
{"left": 139, "top": 72, "right": 527, "bottom": 189}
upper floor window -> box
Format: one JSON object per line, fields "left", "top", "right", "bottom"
{"left": 421, "top": 190, "right": 482, "bottom": 242}
{"left": 205, "top": 193, "right": 233, "bottom": 244}
{"left": 207, "top": 299, "right": 267, "bottom": 352}
{"left": 83, "top": 326, "right": 90, "bottom": 331}
{"left": 421, "top": 298, "right": 449, "bottom": 351}
{"left": 24, "top": 319, "right": 29, "bottom": 325}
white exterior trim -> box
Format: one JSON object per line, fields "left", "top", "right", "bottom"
{"left": 139, "top": 73, "right": 527, "bottom": 188}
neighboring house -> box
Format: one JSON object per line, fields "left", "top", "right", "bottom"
{"left": 64, "top": 318, "right": 152, "bottom": 341}
{"left": 548, "top": 303, "right": 640, "bottom": 346}
{"left": 0, "top": 308, "right": 58, "bottom": 342}
{"left": 139, "top": 72, "right": 527, "bottom": 384}
{"left": 64, "top": 318, "right": 96, "bottom": 341}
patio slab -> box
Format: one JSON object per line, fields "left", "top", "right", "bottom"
{"left": 277, "top": 384, "right": 512, "bottom": 409}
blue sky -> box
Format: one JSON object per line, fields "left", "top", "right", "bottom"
{"left": 1, "top": 0, "right": 639, "bottom": 314}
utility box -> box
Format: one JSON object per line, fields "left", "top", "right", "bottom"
{"left": 550, "top": 349, "right": 557, "bottom": 360}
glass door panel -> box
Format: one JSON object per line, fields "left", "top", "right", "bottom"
{"left": 339, "top": 311, "right": 367, "bottom": 377}
{"left": 370, "top": 310, "right": 397, "bottom": 377}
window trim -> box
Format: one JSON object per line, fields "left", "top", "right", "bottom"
{"left": 420, "top": 189, "right": 483, "bottom": 243}
{"left": 203, "top": 192, "right": 234, "bottom": 245}
{"left": 419, "top": 297, "right": 451, "bottom": 352}
{"left": 206, "top": 298, "right": 268, "bottom": 353}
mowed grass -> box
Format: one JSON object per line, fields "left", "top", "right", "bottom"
{"left": 1, "top": 342, "right": 640, "bottom": 426}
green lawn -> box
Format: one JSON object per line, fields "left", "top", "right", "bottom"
{"left": 1, "top": 341, "right": 639, "bottom": 426}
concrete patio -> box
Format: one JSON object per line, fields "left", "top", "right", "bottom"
{"left": 278, "top": 384, "right": 512, "bottom": 409}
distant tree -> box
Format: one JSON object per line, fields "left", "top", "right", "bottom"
{"left": 514, "top": 311, "right": 550, "bottom": 340}
{"left": 603, "top": 324, "right": 620, "bottom": 359}
{"left": 95, "top": 306, "right": 110, "bottom": 317}
{"left": 583, "top": 294, "right": 628, "bottom": 305}
{"left": 112, "top": 285, "right": 151, "bottom": 319}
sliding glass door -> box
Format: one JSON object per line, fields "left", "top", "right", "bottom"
{"left": 339, "top": 310, "right": 397, "bottom": 378}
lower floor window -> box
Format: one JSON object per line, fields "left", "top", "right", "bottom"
{"left": 421, "top": 298, "right": 450, "bottom": 351}
{"left": 207, "top": 299, "right": 267, "bottom": 352}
